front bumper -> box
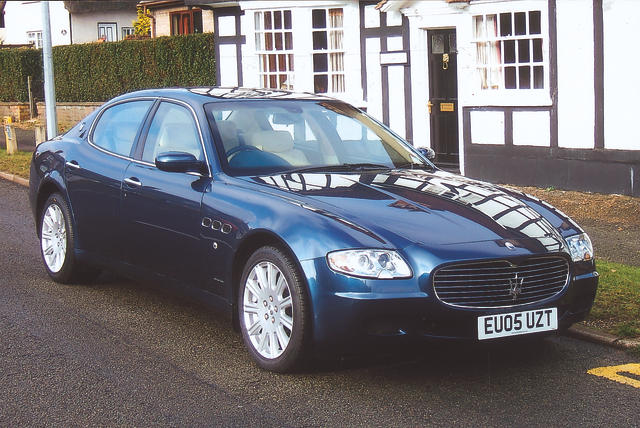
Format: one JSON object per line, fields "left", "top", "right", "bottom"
{"left": 301, "top": 256, "right": 598, "bottom": 352}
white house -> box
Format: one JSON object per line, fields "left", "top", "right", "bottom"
{"left": 184, "top": 0, "right": 638, "bottom": 196}
{"left": 0, "top": 1, "right": 71, "bottom": 47}
{"left": 64, "top": 1, "right": 138, "bottom": 43}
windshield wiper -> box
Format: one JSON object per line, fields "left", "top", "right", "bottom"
{"left": 285, "top": 163, "right": 392, "bottom": 174}
{"left": 395, "top": 162, "right": 436, "bottom": 171}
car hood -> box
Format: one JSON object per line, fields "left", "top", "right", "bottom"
{"left": 247, "top": 169, "right": 569, "bottom": 254}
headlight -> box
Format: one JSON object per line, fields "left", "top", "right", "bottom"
{"left": 327, "top": 249, "right": 412, "bottom": 279}
{"left": 565, "top": 233, "right": 594, "bottom": 262}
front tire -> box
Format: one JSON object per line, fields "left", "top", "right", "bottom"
{"left": 238, "top": 246, "right": 310, "bottom": 372}
{"left": 39, "top": 193, "right": 99, "bottom": 284}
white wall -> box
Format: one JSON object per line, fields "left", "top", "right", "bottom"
{"left": 556, "top": 0, "right": 594, "bottom": 149}
{"left": 3, "top": 1, "right": 70, "bottom": 46}
{"left": 603, "top": 0, "right": 640, "bottom": 151}
{"left": 71, "top": 10, "right": 137, "bottom": 44}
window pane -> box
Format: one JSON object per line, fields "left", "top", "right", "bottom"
{"left": 518, "top": 39, "right": 530, "bottom": 62}
{"left": 313, "top": 53, "right": 328, "bottom": 72}
{"left": 313, "top": 31, "right": 327, "bottom": 50}
{"left": 314, "top": 75, "right": 328, "bottom": 93}
{"left": 504, "top": 40, "right": 515, "bottom": 64}
{"left": 329, "top": 9, "right": 343, "bottom": 28}
{"left": 274, "top": 11, "right": 282, "bottom": 29}
{"left": 255, "top": 12, "right": 261, "bottom": 30}
{"left": 499, "top": 13, "right": 512, "bottom": 37}
{"left": 519, "top": 66, "right": 531, "bottom": 89}
{"left": 142, "top": 102, "right": 203, "bottom": 163}
{"left": 275, "top": 32, "right": 283, "bottom": 50}
{"left": 529, "top": 11, "right": 541, "bottom": 34}
{"left": 533, "top": 39, "right": 543, "bottom": 62}
{"left": 285, "top": 32, "right": 293, "bottom": 50}
{"left": 194, "top": 11, "right": 202, "bottom": 33}
{"left": 330, "top": 53, "right": 344, "bottom": 72}
{"left": 278, "top": 54, "right": 286, "bottom": 71}
{"left": 284, "top": 10, "right": 292, "bottom": 29}
{"left": 92, "top": 101, "right": 152, "bottom": 156}
{"left": 534, "top": 66, "right": 544, "bottom": 89}
{"left": 505, "top": 67, "right": 516, "bottom": 89}
{"left": 264, "top": 11, "right": 272, "bottom": 30}
{"left": 312, "top": 9, "right": 326, "bottom": 29}
{"left": 514, "top": 12, "right": 526, "bottom": 35}
{"left": 432, "top": 34, "right": 444, "bottom": 54}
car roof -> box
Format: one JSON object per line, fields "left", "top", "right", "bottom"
{"left": 116, "top": 87, "right": 336, "bottom": 104}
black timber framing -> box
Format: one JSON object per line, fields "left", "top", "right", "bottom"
{"left": 359, "top": 1, "right": 413, "bottom": 143}
{"left": 212, "top": 6, "right": 245, "bottom": 87}
{"left": 463, "top": 0, "right": 639, "bottom": 196}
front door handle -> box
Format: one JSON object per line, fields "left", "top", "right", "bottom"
{"left": 65, "top": 160, "right": 81, "bottom": 170}
{"left": 427, "top": 101, "right": 433, "bottom": 114}
{"left": 124, "top": 177, "right": 142, "bottom": 187}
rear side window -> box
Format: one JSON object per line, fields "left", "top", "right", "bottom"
{"left": 91, "top": 100, "right": 153, "bottom": 157}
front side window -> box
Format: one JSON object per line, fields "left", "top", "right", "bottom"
{"left": 312, "top": 8, "right": 345, "bottom": 93}
{"left": 142, "top": 102, "right": 203, "bottom": 163}
{"left": 473, "top": 11, "right": 545, "bottom": 90}
{"left": 255, "top": 10, "right": 294, "bottom": 90}
{"left": 27, "top": 31, "right": 43, "bottom": 48}
{"left": 92, "top": 101, "right": 153, "bottom": 157}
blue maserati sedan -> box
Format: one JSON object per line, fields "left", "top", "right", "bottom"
{"left": 29, "top": 87, "right": 598, "bottom": 372}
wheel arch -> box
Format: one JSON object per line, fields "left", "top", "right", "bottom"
{"left": 35, "top": 179, "right": 66, "bottom": 238}
{"left": 230, "top": 229, "right": 312, "bottom": 331}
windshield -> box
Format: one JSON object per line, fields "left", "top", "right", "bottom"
{"left": 205, "top": 100, "right": 433, "bottom": 176}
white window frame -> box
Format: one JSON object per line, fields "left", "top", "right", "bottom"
{"left": 122, "top": 27, "right": 135, "bottom": 39}
{"left": 254, "top": 9, "right": 295, "bottom": 90}
{"left": 27, "top": 31, "right": 42, "bottom": 49}
{"left": 467, "top": 1, "right": 551, "bottom": 106}
{"left": 311, "top": 7, "right": 345, "bottom": 94}
{"left": 98, "top": 22, "right": 117, "bottom": 42}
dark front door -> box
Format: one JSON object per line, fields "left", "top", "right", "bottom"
{"left": 427, "top": 29, "right": 459, "bottom": 166}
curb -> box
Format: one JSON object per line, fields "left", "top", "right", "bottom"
{"left": 566, "top": 324, "right": 640, "bottom": 350}
{"left": 0, "top": 171, "right": 29, "bottom": 187}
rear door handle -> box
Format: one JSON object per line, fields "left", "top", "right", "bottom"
{"left": 124, "top": 177, "right": 142, "bottom": 187}
{"left": 65, "top": 160, "right": 81, "bottom": 170}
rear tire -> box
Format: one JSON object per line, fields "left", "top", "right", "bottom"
{"left": 238, "top": 246, "right": 310, "bottom": 372}
{"left": 39, "top": 193, "right": 100, "bottom": 284}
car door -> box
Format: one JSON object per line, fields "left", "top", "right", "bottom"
{"left": 121, "top": 100, "right": 211, "bottom": 284}
{"left": 65, "top": 99, "right": 154, "bottom": 262}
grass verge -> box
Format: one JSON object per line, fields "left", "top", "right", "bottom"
{"left": 588, "top": 260, "right": 640, "bottom": 339}
{"left": 0, "top": 149, "right": 31, "bottom": 179}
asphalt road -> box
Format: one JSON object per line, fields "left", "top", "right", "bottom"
{"left": 1, "top": 179, "right": 638, "bottom": 427}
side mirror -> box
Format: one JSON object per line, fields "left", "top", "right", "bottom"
{"left": 417, "top": 147, "right": 436, "bottom": 161}
{"left": 155, "top": 152, "right": 205, "bottom": 174}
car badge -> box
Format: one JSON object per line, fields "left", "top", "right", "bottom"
{"left": 505, "top": 242, "right": 516, "bottom": 250}
{"left": 509, "top": 273, "right": 524, "bottom": 300}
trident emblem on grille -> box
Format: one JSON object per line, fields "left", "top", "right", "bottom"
{"left": 509, "top": 273, "right": 524, "bottom": 300}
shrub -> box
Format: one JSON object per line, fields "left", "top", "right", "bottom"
{"left": 0, "top": 33, "right": 216, "bottom": 103}
{"left": 0, "top": 48, "right": 43, "bottom": 102}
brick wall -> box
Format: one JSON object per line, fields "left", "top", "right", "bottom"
{"left": 0, "top": 103, "right": 32, "bottom": 122}
{"left": 35, "top": 102, "right": 103, "bottom": 127}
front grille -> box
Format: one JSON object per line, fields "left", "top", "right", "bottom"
{"left": 432, "top": 256, "right": 570, "bottom": 308}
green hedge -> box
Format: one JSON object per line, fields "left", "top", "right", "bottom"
{"left": 0, "top": 33, "right": 216, "bottom": 103}
{"left": 0, "top": 48, "right": 43, "bottom": 102}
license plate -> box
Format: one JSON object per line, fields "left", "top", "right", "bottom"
{"left": 478, "top": 308, "right": 558, "bottom": 340}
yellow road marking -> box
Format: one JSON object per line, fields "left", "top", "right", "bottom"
{"left": 588, "top": 363, "right": 640, "bottom": 389}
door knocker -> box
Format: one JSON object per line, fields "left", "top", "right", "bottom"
{"left": 442, "top": 53, "right": 450, "bottom": 70}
